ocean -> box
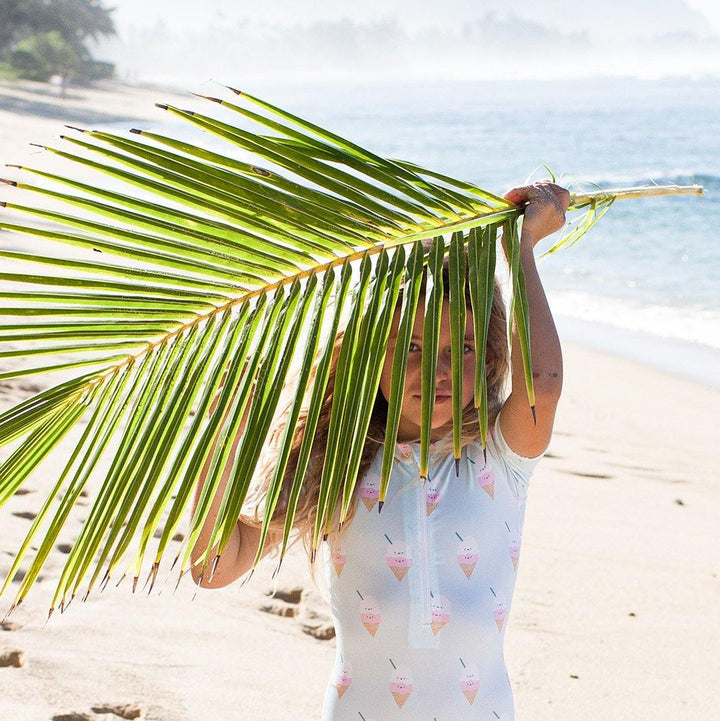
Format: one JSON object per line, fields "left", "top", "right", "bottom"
{"left": 83, "top": 76, "right": 720, "bottom": 386}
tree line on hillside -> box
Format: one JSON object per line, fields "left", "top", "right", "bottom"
{"left": 0, "top": 0, "right": 116, "bottom": 86}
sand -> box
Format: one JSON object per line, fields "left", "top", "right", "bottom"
{"left": 1, "top": 80, "right": 719, "bottom": 720}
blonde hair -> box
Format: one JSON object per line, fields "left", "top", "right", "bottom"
{"left": 243, "top": 249, "right": 509, "bottom": 556}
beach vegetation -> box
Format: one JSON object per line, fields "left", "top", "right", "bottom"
{"left": 0, "top": 0, "right": 115, "bottom": 86}
{"left": 0, "top": 89, "right": 702, "bottom": 615}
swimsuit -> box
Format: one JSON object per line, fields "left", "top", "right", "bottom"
{"left": 322, "top": 416, "right": 542, "bottom": 720}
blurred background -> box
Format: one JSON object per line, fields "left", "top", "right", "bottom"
{"left": 98, "top": 0, "right": 720, "bottom": 85}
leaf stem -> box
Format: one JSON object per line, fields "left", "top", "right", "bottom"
{"left": 570, "top": 184, "right": 703, "bottom": 207}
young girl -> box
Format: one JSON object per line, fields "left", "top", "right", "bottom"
{"left": 191, "top": 180, "right": 570, "bottom": 720}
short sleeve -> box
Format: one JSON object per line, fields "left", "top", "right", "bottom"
{"left": 488, "top": 414, "right": 544, "bottom": 501}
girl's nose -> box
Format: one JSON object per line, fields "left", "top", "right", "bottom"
{"left": 435, "top": 352, "right": 451, "bottom": 381}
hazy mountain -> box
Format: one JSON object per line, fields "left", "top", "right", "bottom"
{"left": 95, "top": 0, "right": 720, "bottom": 84}
{"left": 109, "top": 0, "right": 715, "bottom": 39}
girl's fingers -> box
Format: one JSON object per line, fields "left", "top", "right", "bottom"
{"left": 504, "top": 181, "right": 570, "bottom": 209}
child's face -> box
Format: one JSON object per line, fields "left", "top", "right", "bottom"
{"left": 379, "top": 299, "right": 477, "bottom": 441}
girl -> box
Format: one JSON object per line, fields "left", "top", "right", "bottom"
{"left": 191, "top": 180, "right": 570, "bottom": 720}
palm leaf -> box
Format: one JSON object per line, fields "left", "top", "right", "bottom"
{"left": 0, "top": 89, "right": 702, "bottom": 614}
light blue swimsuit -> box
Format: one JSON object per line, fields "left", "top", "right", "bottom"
{"left": 322, "top": 417, "right": 541, "bottom": 720}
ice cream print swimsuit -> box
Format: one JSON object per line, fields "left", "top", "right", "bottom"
{"left": 322, "top": 417, "right": 542, "bottom": 720}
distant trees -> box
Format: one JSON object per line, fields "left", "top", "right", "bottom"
{"left": 0, "top": 0, "right": 116, "bottom": 85}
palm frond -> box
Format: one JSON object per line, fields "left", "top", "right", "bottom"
{"left": 0, "top": 88, "right": 703, "bottom": 613}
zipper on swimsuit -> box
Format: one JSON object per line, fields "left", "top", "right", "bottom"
{"left": 416, "top": 472, "right": 432, "bottom": 626}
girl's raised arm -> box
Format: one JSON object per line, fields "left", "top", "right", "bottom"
{"left": 497, "top": 181, "right": 569, "bottom": 458}
{"left": 189, "top": 378, "right": 277, "bottom": 589}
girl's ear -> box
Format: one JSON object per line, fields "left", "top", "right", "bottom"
{"left": 485, "top": 353, "right": 495, "bottom": 377}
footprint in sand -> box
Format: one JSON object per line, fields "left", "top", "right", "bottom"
{"left": 260, "top": 586, "right": 302, "bottom": 617}
{"left": 91, "top": 703, "right": 143, "bottom": 719}
{"left": 52, "top": 714, "right": 94, "bottom": 721}
{"left": 561, "top": 470, "right": 614, "bottom": 480}
{"left": 11, "top": 510, "right": 37, "bottom": 520}
{"left": 9, "top": 568, "right": 45, "bottom": 584}
{"left": 0, "top": 649, "right": 25, "bottom": 667}
{"left": 260, "top": 584, "right": 336, "bottom": 640}
{"left": 1, "top": 620, "right": 22, "bottom": 631}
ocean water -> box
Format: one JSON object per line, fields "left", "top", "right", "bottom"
{"left": 83, "top": 77, "right": 720, "bottom": 384}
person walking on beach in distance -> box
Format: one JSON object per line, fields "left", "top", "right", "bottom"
{"left": 190, "top": 180, "right": 570, "bottom": 719}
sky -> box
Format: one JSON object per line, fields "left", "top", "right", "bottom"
{"left": 95, "top": 0, "right": 720, "bottom": 86}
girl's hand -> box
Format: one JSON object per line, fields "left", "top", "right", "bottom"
{"left": 503, "top": 181, "right": 571, "bottom": 246}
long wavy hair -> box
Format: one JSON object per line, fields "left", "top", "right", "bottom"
{"left": 242, "top": 249, "right": 509, "bottom": 554}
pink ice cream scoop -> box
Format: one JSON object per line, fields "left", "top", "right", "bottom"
{"left": 426, "top": 488, "right": 441, "bottom": 504}
{"left": 390, "top": 679, "right": 413, "bottom": 693}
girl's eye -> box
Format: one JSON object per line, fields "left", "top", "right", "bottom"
{"left": 463, "top": 344, "right": 475, "bottom": 354}
{"left": 408, "top": 342, "right": 420, "bottom": 352}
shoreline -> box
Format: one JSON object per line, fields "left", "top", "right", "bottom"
{"left": 555, "top": 313, "right": 720, "bottom": 389}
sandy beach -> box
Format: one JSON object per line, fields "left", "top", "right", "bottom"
{"left": 1, "top": 80, "right": 719, "bottom": 721}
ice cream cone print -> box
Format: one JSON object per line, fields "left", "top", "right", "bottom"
{"left": 359, "top": 471, "right": 380, "bottom": 511}
{"left": 491, "top": 588, "right": 507, "bottom": 632}
{"left": 335, "top": 661, "right": 352, "bottom": 698}
{"left": 389, "top": 661, "right": 413, "bottom": 708}
{"left": 358, "top": 591, "right": 381, "bottom": 637}
{"left": 330, "top": 538, "right": 346, "bottom": 577}
{"left": 385, "top": 535, "right": 412, "bottom": 581}
{"left": 507, "top": 523, "right": 520, "bottom": 571}
{"left": 459, "top": 659, "right": 480, "bottom": 705}
{"left": 455, "top": 532, "right": 479, "bottom": 579}
{"left": 430, "top": 595, "right": 451, "bottom": 635}
{"left": 478, "top": 469, "right": 495, "bottom": 498}
{"left": 425, "top": 475, "right": 442, "bottom": 516}
{"left": 397, "top": 442, "right": 413, "bottom": 460}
